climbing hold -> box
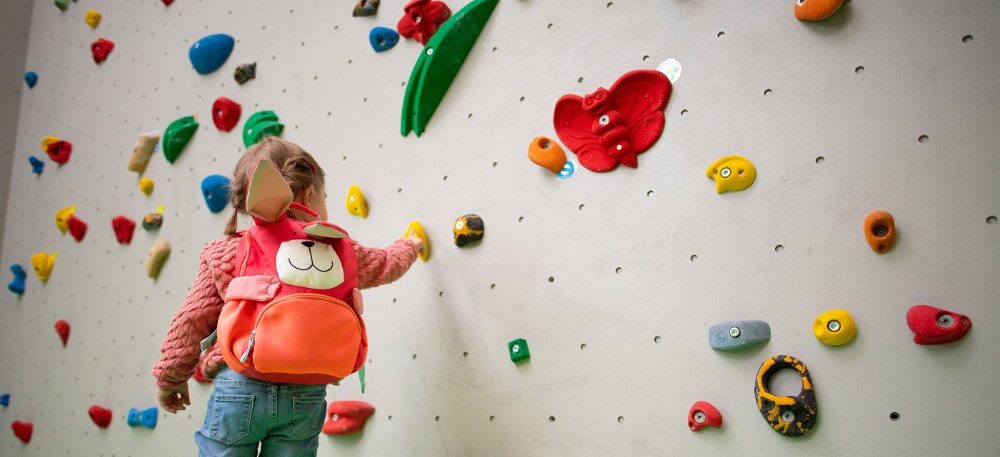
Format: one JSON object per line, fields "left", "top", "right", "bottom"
{"left": 398, "top": 0, "right": 451, "bottom": 45}
{"left": 55, "top": 205, "right": 76, "bottom": 233}
{"left": 400, "top": 0, "right": 498, "bottom": 136}
{"left": 24, "top": 71, "right": 37, "bottom": 88}
{"left": 323, "top": 401, "right": 375, "bottom": 435}
{"left": 0, "top": 394, "right": 8, "bottom": 406}
{"left": 234, "top": 62, "right": 256, "bottom": 85}
{"left": 54, "top": 0, "right": 69, "bottom": 12}
{"left": 553, "top": 70, "right": 671, "bottom": 171}
{"left": 688, "top": 401, "right": 723, "bottom": 431}
{"left": 46, "top": 140, "right": 72, "bottom": 164}
{"left": 163, "top": 115, "right": 198, "bottom": 163}
{"left": 345, "top": 185, "right": 368, "bottom": 218}
{"left": 201, "top": 175, "right": 231, "bottom": 213}
{"left": 813, "top": 309, "right": 857, "bottom": 346}
{"left": 162, "top": 0, "right": 174, "bottom": 5}
{"left": 189, "top": 34, "right": 235, "bottom": 75}
{"left": 242, "top": 111, "right": 284, "bottom": 147}
{"left": 111, "top": 215, "right": 137, "bottom": 244}
{"left": 906, "top": 304, "right": 971, "bottom": 345}
{"left": 212, "top": 97, "right": 242, "bottom": 132}
{"left": 755, "top": 355, "right": 817, "bottom": 437}
{"left": 8, "top": 264, "right": 26, "bottom": 295}
{"left": 794, "top": 0, "right": 845, "bottom": 22}
{"left": 127, "top": 407, "right": 157, "bottom": 429}
{"left": 31, "top": 251, "right": 56, "bottom": 282}
{"left": 139, "top": 177, "right": 155, "bottom": 196}
{"left": 84, "top": 10, "right": 101, "bottom": 28}
{"left": 91, "top": 38, "right": 114, "bottom": 64}
{"left": 142, "top": 211, "right": 164, "bottom": 231}
{"left": 707, "top": 156, "right": 756, "bottom": 193}
{"left": 88, "top": 406, "right": 112, "bottom": 428}
{"left": 128, "top": 132, "right": 160, "bottom": 174}
{"left": 863, "top": 210, "right": 896, "bottom": 254}
{"left": 404, "top": 220, "right": 430, "bottom": 261}
{"left": 193, "top": 364, "right": 211, "bottom": 383}
{"left": 54, "top": 319, "right": 70, "bottom": 346}
{"left": 527, "top": 136, "right": 568, "bottom": 174}
{"left": 709, "top": 320, "right": 770, "bottom": 351}
{"left": 67, "top": 215, "right": 88, "bottom": 242}
{"left": 147, "top": 240, "right": 171, "bottom": 279}
{"left": 28, "top": 156, "right": 44, "bottom": 175}
{"left": 353, "top": 0, "right": 380, "bottom": 17}
{"left": 369, "top": 27, "right": 400, "bottom": 52}
{"left": 656, "top": 58, "right": 683, "bottom": 84}
{"left": 11, "top": 421, "right": 32, "bottom": 444}
{"left": 508, "top": 338, "right": 530, "bottom": 363}
{"left": 453, "top": 214, "right": 484, "bottom": 247}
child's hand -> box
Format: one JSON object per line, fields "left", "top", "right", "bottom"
{"left": 157, "top": 382, "right": 191, "bottom": 414}
{"left": 405, "top": 233, "right": 424, "bottom": 253}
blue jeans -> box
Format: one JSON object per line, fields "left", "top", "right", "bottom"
{"left": 195, "top": 367, "right": 328, "bottom": 457}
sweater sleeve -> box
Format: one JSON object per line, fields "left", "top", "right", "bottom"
{"left": 352, "top": 238, "right": 419, "bottom": 289}
{"left": 152, "top": 239, "right": 236, "bottom": 390}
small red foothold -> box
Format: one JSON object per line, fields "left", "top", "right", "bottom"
{"left": 67, "top": 215, "right": 88, "bottom": 242}
{"left": 55, "top": 319, "right": 71, "bottom": 346}
{"left": 88, "top": 405, "right": 113, "bottom": 428}
{"left": 91, "top": 38, "right": 115, "bottom": 64}
{"left": 193, "top": 364, "right": 211, "bottom": 383}
{"left": 111, "top": 215, "right": 136, "bottom": 244}
{"left": 212, "top": 97, "right": 242, "bottom": 132}
{"left": 11, "top": 421, "right": 32, "bottom": 444}
{"left": 46, "top": 140, "right": 73, "bottom": 164}
{"left": 688, "top": 401, "right": 722, "bottom": 431}
{"left": 906, "top": 304, "right": 972, "bottom": 345}
{"left": 162, "top": 0, "right": 175, "bottom": 5}
{"left": 323, "top": 401, "right": 375, "bottom": 435}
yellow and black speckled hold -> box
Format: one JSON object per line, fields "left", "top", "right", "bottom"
{"left": 453, "top": 214, "right": 485, "bottom": 247}
{"left": 754, "top": 355, "right": 817, "bottom": 437}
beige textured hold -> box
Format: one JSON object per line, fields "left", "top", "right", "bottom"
{"left": 146, "top": 240, "right": 171, "bottom": 279}
{"left": 128, "top": 132, "right": 160, "bottom": 174}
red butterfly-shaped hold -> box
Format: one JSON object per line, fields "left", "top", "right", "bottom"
{"left": 553, "top": 70, "right": 671, "bottom": 172}
{"left": 397, "top": 0, "right": 451, "bottom": 45}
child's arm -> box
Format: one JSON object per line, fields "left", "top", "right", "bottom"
{"left": 351, "top": 238, "right": 420, "bottom": 289}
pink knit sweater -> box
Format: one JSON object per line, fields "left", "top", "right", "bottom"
{"left": 152, "top": 235, "right": 418, "bottom": 390}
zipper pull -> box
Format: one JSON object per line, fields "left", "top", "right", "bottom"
{"left": 239, "top": 330, "right": 256, "bottom": 363}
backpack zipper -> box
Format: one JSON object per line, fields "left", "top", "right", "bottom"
{"left": 239, "top": 330, "right": 256, "bottom": 363}
{"left": 237, "top": 293, "right": 358, "bottom": 365}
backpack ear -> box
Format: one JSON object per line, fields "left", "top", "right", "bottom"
{"left": 246, "top": 160, "right": 293, "bottom": 222}
{"left": 304, "top": 222, "right": 349, "bottom": 240}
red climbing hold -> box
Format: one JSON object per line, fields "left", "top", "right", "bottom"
{"left": 111, "top": 215, "right": 136, "bottom": 244}
{"left": 323, "top": 401, "right": 375, "bottom": 435}
{"left": 46, "top": 140, "right": 72, "bottom": 164}
{"left": 212, "top": 97, "right": 242, "bottom": 132}
{"left": 193, "top": 364, "right": 211, "bottom": 383}
{"left": 67, "top": 215, "right": 88, "bottom": 242}
{"left": 553, "top": 70, "right": 671, "bottom": 172}
{"left": 688, "top": 401, "right": 723, "bottom": 431}
{"left": 11, "top": 421, "right": 32, "bottom": 444}
{"left": 906, "top": 304, "right": 972, "bottom": 345}
{"left": 88, "top": 405, "right": 113, "bottom": 428}
{"left": 91, "top": 38, "right": 115, "bottom": 63}
{"left": 55, "top": 319, "right": 70, "bottom": 346}
{"left": 397, "top": 0, "right": 451, "bottom": 45}
{"left": 162, "top": 0, "right": 175, "bottom": 5}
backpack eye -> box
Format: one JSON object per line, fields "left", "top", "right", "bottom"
{"left": 797, "top": 0, "right": 806, "bottom": 5}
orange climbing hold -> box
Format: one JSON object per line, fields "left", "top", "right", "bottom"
{"left": 527, "top": 136, "right": 567, "bottom": 174}
{"left": 794, "top": 0, "right": 844, "bottom": 22}
{"left": 863, "top": 210, "right": 896, "bottom": 254}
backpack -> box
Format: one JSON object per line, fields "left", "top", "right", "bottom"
{"left": 217, "top": 159, "right": 367, "bottom": 384}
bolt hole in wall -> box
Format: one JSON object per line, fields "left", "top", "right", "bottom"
{"left": 890, "top": 412, "right": 901, "bottom": 421}
{"left": 987, "top": 216, "right": 998, "bottom": 225}
{"left": 918, "top": 135, "right": 930, "bottom": 143}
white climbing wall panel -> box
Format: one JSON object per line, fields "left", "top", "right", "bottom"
{"left": 2, "top": 0, "right": 1000, "bottom": 455}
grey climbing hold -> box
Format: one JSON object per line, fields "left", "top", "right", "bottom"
{"left": 709, "top": 320, "right": 770, "bottom": 351}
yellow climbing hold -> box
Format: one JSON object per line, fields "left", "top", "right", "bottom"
{"left": 31, "top": 251, "right": 57, "bottom": 282}
{"left": 706, "top": 155, "right": 757, "bottom": 194}
{"left": 345, "top": 185, "right": 368, "bottom": 218}
{"left": 41, "top": 135, "right": 60, "bottom": 153}
{"left": 139, "top": 177, "right": 154, "bottom": 196}
{"left": 813, "top": 309, "right": 857, "bottom": 346}
{"left": 55, "top": 205, "right": 76, "bottom": 233}
{"left": 84, "top": 10, "right": 101, "bottom": 28}
{"left": 404, "top": 220, "right": 430, "bottom": 262}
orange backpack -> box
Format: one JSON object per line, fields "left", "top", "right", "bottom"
{"left": 217, "top": 160, "right": 366, "bottom": 384}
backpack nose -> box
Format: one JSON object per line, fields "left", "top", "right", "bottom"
{"left": 301, "top": 241, "right": 315, "bottom": 248}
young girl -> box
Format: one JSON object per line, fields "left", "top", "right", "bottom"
{"left": 152, "top": 137, "right": 422, "bottom": 456}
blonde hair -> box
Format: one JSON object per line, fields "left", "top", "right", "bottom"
{"left": 225, "top": 136, "right": 325, "bottom": 236}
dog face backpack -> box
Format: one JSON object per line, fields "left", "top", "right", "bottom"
{"left": 217, "top": 160, "right": 367, "bottom": 384}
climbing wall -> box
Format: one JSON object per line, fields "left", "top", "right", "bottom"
{"left": 2, "top": 0, "right": 1000, "bottom": 456}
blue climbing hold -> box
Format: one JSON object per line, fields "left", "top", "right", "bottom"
{"left": 8, "top": 264, "right": 26, "bottom": 295}
{"left": 29, "top": 156, "right": 44, "bottom": 175}
{"left": 369, "top": 27, "right": 400, "bottom": 53}
{"left": 127, "top": 407, "right": 158, "bottom": 428}
{"left": 189, "top": 34, "right": 235, "bottom": 75}
{"left": 201, "top": 175, "right": 231, "bottom": 213}
{"left": 24, "top": 71, "right": 38, "bottom": 88}
{"left": 0, "top": 393, "right": 9, "bottom": 407}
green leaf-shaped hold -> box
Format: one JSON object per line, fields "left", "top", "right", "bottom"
{"left": 163, "top": 115, "right": 199, "bottom": 164}
{"left": 243, "top": 111, "right": 284, "bottom": 147}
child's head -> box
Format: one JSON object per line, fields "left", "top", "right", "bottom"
{"left": 225, "top": 136, "right": 328, "bottom": 235}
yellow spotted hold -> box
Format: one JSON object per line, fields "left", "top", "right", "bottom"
{"left": 84, "top": 10, "right": 102, "bottom": 28}
{"left": 31, "top": 251, "right": 57, "bottom": 282}
{"left": 813, "top": 309, "right": 857, "bottom": 346}
{"left": 706, "top": 155, "right": 757, "bottom": 193}
{"left": 55, "top": 205, "right": 76, "bottom": 233}
{"left": 345, "top": 185, "right": 368, "bottom": 218}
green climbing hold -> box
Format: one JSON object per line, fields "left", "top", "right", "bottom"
{"left": 508, "top": 338, "right": 530, "bottom": 364}
{"left": 54, "top": 0, "right": 70, "bottom": 12}
{"left": 401, "top": 0, "right": 499, "bottom": 137}
{"left": 162, "top": 116, "right": 198, "bottom": 163}
{"left": 242, "top": 111, "right": 284, "bottom": 147}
